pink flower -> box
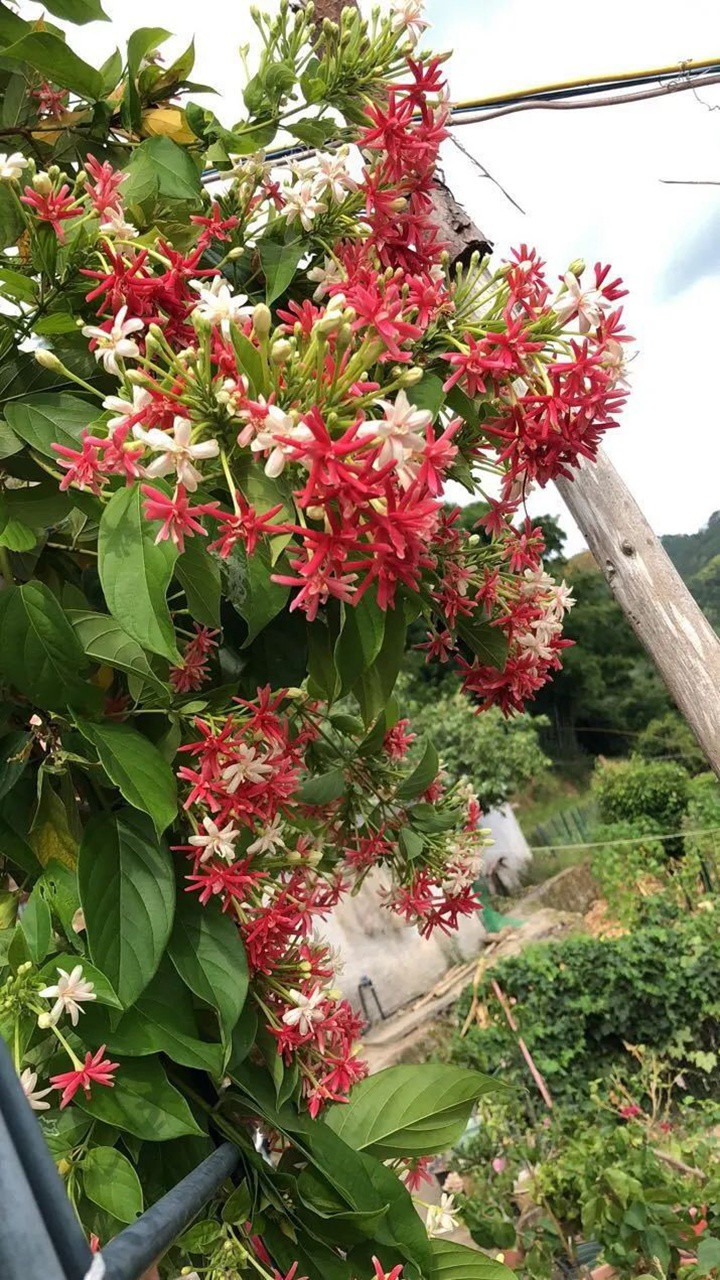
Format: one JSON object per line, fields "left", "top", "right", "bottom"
{"left": 141, "top": 484, "right": 218, "bottom": 553}
{"left": 50, "top": 1046, "right": 118, "bottom": 1109}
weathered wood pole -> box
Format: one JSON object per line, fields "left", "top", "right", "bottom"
{"left": 555, "top": 454, "right": 720, "bottom": 777}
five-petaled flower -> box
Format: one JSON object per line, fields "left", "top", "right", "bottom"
{"left": 50, "top": 1046, "right": 119, "bottom": 1109}
{"left": 39, "top": 964, "right": 96, "bottom": 1027}
{"left": 82, "top": 305, "right": 144, "bottom": 375}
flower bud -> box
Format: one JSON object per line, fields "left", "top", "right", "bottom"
{"left": 567, "top": 258, "right": 585, "bottom": 278}
{"left": 398, "top": 365, "right": 424, "bottom": 386}
{"left": 252, "top": 303, "right": 272, "bottom": 337}
{"left": 227, "top": 246, "right": 244, "bottom": 259}
{"left": 305, "top": 505, "right": 324, "bottom": 521}
{"left": 32, "top": 171, "right": 53, "bottom": 194}
{"left": 37, "top": 1012, "right": 53, "bottom": 1029}
{"left": 270, "top": 338, "right": 291, "bottom": 365}
{"left": 34, "top": 349, "right": 65, "bottom": 373}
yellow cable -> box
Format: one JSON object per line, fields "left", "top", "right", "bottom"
{"left": 451, "top": 56, "right": 720, "bottom": 112}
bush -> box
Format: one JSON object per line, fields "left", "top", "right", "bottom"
{"left": 636, "top": 712, "right": 707, "bottom": 775}
{"left": 593, "top": 758, "right": 690, "bottom": 855}
{"left": 588, "top": 818, "right": 665, "bottom": 919}
{"left": 450, "top": 913, "right": 720, "bottom": 1109}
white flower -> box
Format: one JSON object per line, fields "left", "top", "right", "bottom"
{"left": 358, "top": 389, "right": 432, "bottom": 487}
{"left": 555, "top": 273, "right": 611, "bottom": 334}
{"left": 39, "top": 964, "right": 96, "bottom": 1027}
{"left": 103, "top": 384, "right": 152, "bottom": 431}
{"left": 99, "top": 207, "right": 138, "bottom": 241}
{"left": 133, "top": 416, "right": 219, "bottom": 492}
{"left": 0, "top": 152, "right": 27, "bottom": 181}
{"left": 600, "top": 337, "right": 631, "bottom": 388}
{"left": 190, "top": 277, "right": 252, "bottom": 339}
{"left": 221, "top": 743, "right": 275, "bottom": 793}
{"left": 282, "top": 986, "right": 325, "bottom": 1036}
{"left": 247, "top": 815, "right": 286, "bottom": 856}
{"left": 425, "top": 1193, "right": 458, "bottom": 1238}
{"left": 188, "top": 816, "right": 240, "bottom": 864}
{"left": 307, "top": 255, "right": 345, "bottom": 301}
{"left": 82, "top": 304, "right": 143, "bottom": 376}
{"left": 284, "top": 180, "right": 327, "bottom": 231}
{"left": 310, "top": 148, "right": 356, "bottom": 204}
{"left": 249, "top": 405, "right": 313, "bottom": 478}
{"left": 19, "top": 1068, "right": 52, "bottom": 1112}
{"left": 390, "top": 0, "right": 430, "bottom": 43}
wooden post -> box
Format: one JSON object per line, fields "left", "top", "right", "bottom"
{"left": 554, "top": 453, "right": 720, "bottom": 777}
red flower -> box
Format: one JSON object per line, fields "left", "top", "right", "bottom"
{"left": 142, "top": 484, "right": 218, "bottom": 554}
{"left": 372, "top": 1257, "right": 404, "bottom": 1280}
{"left": 21, "top": 183, "right": 80, "bottom": 241}
{"left": 50, "top": 1046, "right": 118, "bottom": 1109}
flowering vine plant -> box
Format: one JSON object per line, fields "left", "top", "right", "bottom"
{"left": 0, "top": 0, "right": 630, "bottom": 1275}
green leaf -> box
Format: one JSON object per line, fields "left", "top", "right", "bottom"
{"left": 697, "top": 1238, "right": 720, "bottom": 1272}
{"left": 0, "top": 581, "right": 98, "bottom": 714}
{"left": 127, "top": 26, "right": 170, "bottom": 76}
{"left": 40, "top": 0, "right": 108, "bottom": 24}
{"left": 334, "top": 595, "right": 385, "bottom": 696}
{"left": 19, "top": 884, "right": 51, "bottom": 963}
{"left": 75, "top": 719, "right": 177, "bottom": 835}
{"left": 0, "top": 268, "right": 37, "bottom": 305}
{"left": 396, "top": 739, "right": 439, "bottom": 801}
{"left": 175, "top": 540, "right": 221, "bottom": 628}
{"left": 430, "top": 1240, "right": 515, "bottom": 1280}
{"left": 2, "top": 32, "right": 104, "bottom": 99}
{"left": 353, "top": 1154, "right": 433, "bottom": 1278}
{"left": 168, "top": 892, "right": 248, "bottom": 1040}
{"left": 68, "top": 610, "right": 169, "bottom": 700}
{"left": 289, "top": 117, "right": 336, "bottom": 147}
{"left": 5, "top": 392, "right": 94, "bottom": 458}
{"left": 300, "top": 769, "right": 346, "bottom": 805}
{"left": 353, "top": 608, "right": 407, "bottom": 728}
{"left": 81, "top": 962, "right": 224, "bottom": 1076}
{"left": 27, "top": 781, "right": 78, "bottom": 871}
{"left": 258, "top": 234, "right": 304, "bottom": 305}
{"left": 230, "top": 329, "right": 265, "bottom": 398}
{"left": 3, "top": 482, "right": 72, "bottom": 528}
{"left": 76, "top": 1055, "right": 204, "bottom": 1140}
{"left": 123, "top": 137, "right": 202, "bottom": 205}
{"left": 0, "top": 516, "right": 35, "bottom": 552}
{"left": 325, "top": 1064, "right": 505, "bottom": 1159}
{"left": 0, "top": 730, "right": 30, "bottom": 802}
{"left": 39, "top": 955, "right": 122, "bottom": 1011}
{"left": 227, "top": 542, "right": 289, "bottom": 647}
{"left": 407, "top": 372, "right": 445, "bottom": 421}
{"left": 0, "top": 183, "right": 24, "bottom": 251}
{"left": 78, "top": 810, "right": 175, "bottom": 1008}
{"left": 83, "top": 1147, "right": 143, "bottom": 1224}
{"left": 42, "top": 1111, "right": 91, "bottom": 1162}
{"left": 98, "top": 483, "right": 180, "bottom": 663}
{"left": 177, "top": 1220, "right": 223, "bottom": 1253}
{"left": 222, "top": 1180, "right": 252, "bottom": 1226}
{"left": 455, "top": 615, "right": 508, "bottom": 670}
{"left": 228, "top": 1002, "right": 258, "bottom": 1070}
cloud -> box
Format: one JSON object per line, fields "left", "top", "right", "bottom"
{"left": 658, "top": 206, "right": 720, "bottom": 299}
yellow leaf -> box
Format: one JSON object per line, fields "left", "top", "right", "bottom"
{"left": 91, "top": 664, "right": 114, "bottom": 693}
{"left": 32, "top": 109, "right": 91, "bottom": 146}
{"left": 141, "top": 107, "right": 195, "bottom": 145}
{"left": 29, "top": 779, "right": 77, "bottom": 870}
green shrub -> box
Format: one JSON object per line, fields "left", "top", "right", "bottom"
{"left": 588, "top": 818, "right": 665, "bottom": 919}
{"left": 450, "top": 913, "right": 720, "bottom": 1109}
{"left": 593, "top": 758, "right": 690, "bottom": 856}
{"left": 636, "top": 712, "right": 707, "bottom": 775}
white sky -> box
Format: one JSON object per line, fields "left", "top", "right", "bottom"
{"left": 24, "top": 0, "right": 720, "bottom": 552}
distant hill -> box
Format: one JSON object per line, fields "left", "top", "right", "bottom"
{"left": 662, "top": 511, "right": 720, "bottom": 628}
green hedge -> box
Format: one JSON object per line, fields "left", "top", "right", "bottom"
{"left": 450, "top": 907, "right": 720, "bottom": 1108}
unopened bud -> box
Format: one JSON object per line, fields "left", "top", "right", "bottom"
{"left": 17, "top": 961, "right": 32, "bottom": 974}
{"left": 127, "top": 369, "right": 147, "bottom": 384}
{"left": 33, "top": 172, "right": 52, "bottom": 193}
{"left": 335, "top": 323, "right": 352, "bottom": 352}
{"left": 252, "top": 303, "right": 272, "bottom": 337}
{"left": 34, "top": 349, "right": 65, "bottom": 373}
{"left": 468, "top": 533, "right": 480, "bottom": 546}
{"left": 567, "top": 258, "right": 585, "bottom": 278}
{"left": 227, "top": 246, "right": 244, "bottom": 259}
{"left": 37, "top": 1012, "right": 53, "bottom": 1029}
{"left": 270, "top": 338, "right": 291, "bottom": 364}
{"left": 305, "top": 505, "right": 324, "bottom": 521}
{"left": 398, "top": 365, "right": 424, "bottom": 386}
{"left": 315, "top": 312, "right": 342, "bottom": 337}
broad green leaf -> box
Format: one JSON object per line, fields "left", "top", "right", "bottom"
{"left": 68, "top": 610, "right": 169, "bottom": 699}
{"left": 0, "top": 582, "right": 98, "bottom": 714}
{"left": 0, "top": 183, "right": 24, "bottom": 250}
{"left": 123, "top": 137, "right": 202, "bottom": 205}
{"left": 76, "top": 1055, "right": 204, "bottom": 1140}
{"left": 0, "top": 268, "right": 37, "bottom": 305}
{"left": 100, "top": 47, "right": 122, "bottom": 94}
{"left": 228, "top": 1002, "right": 258, "bottom": 1070}
{"left": 127, "top": 26, "right": 171, "bottom": 77}
{"left": 0, "top": 420, "right": 22, "bottom": 459}
{"left": 258, "top": 234, "right": 304, "bottom": 305}
{"left": 42, "top": 1111, "right": 91, "bottom": 1162}
{"left": 75, "top": 719, "right": 177, "bottom": 835}
{"left": 2, "top": 32, "right": 104, "bottom": 99}
{"left": 78, "top": 810, "right": 175, "bottom": 1007}
{"left": 37, "top": 861, "right": 81, "bottom": 939}
{"left": 19, "top": 885, "right": 51, "bottom": 963}
{"left": 177, "top": 1220, "right": 223, "bottom": 1252}
{"left": 356, "top": 1154, "right": 434, "bottom": 1278}
{"left": 353, "top": 608, "right": 407, "bottom": 728}
{"left": 0, "top": 3, "right": 29, "bottom": 47}
{"left": 82, "top": 962, "right": 224, "bottom": 1076}
{"left": 430, "top": 1241, "right": 515, "bottom": 1280}
{"left": 3, "top": 483, "right": 71, "bottom": 528}
{"left": 5, "top": 392, "right": 94, "bottom": 458}
{"left": 39, "top": 955, "right": 122, "bottom": 1011}
{"left": 175, "top": 540, "right": 221, "bottom": 628}
{"left": 455, "top": 616, "right": 508, "bottom": 670}
{"left": 40, "top": 0, "right": 108, "bottom": 23}
{"left": 0, "top": 517, "right": 36, "bottom": 551}
{"left": 262, "top": 1222, "right": 352, "bottom": 1280}
{"left": 168, "top": 892, "right": 248, "bottom": 1041}
{"left": 407, "top": 372, "right": 445, "bottom": 421}
{"left": 396, "top": 739, "right": 439, "bottom": 801}
{"left": 227, "top": 542, "right": 289, "bottom": 647}
{"left": 98, "top": 483, "right": 180, "bottom": 663}
{"left": 325, "top": 1064, "right": 504, "bottom": 1159}
{"left": 334, "top": 595, "right": 385, "bottom": 696}
{"left": 83, "top": 1147, "right": 143, "bottom": 1224}
{"left": 299, "top": 769, "right": 346, "bottom": 805}
{"left": 222, "top": 1180, "right": 252, "bottom": 1226}
{"left": 28, "top": 780, "right": 78, "bottom": 870}
{"left": 289, "top": 117, "right": 335, "bottom": 147}
{"left": 230, "top": 329, "right": 265, "bottom": 398}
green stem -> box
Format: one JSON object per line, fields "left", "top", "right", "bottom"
{"left": 0, "top": 545, "right": 13, "bottom": 587}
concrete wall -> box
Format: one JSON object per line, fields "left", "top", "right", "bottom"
{"left": 323, "top": 805, "right": 532, "bottom": 1016}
